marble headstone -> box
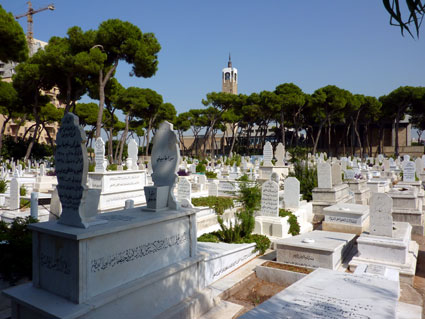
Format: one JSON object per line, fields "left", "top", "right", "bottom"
{"left": 284, "top": 177, "right": 300, "bottom": 209}
{"left": 208, "top": 180, "right": 219, "bottom": 196}
{"left": 403, "top": 161, "right": 416, "bottom": 182}
{"left": 177, "top": 178, "right": 191, "bottom": 202}
{"left": 317, "top": 162, "right": 332, "bottom": 188}
{"left": 369, "top": 193, "right": 393, "bottom": 237}
{"left": 9, "top": 177, "right": 19, "bottom": 210}
{"left": 146, "top": 121, "right": 180, "bottom": 211}
{"left": 127, "top": 138, "right": 139, "bottom": 170}
{"left": 415, "top": 158, "right": 423, "bottom": 178}
{"left": 331, "top": 163, "right": 342, "bottom": 186}
{"left": 275, "top": 142, "right": 285, "bottom": 166}
{"left": 56, "top": 113, "right": 103, "bottom": 228}
{"left": 263, "top": 141, "right": 273, "bottom": 167}
{"left": 260, "top": 180, "right": 279, "bottom": 217}
{"left": 94, "top": 137, "right": 106, "bottom": 173}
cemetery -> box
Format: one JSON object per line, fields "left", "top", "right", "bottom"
{"left": 1, "top": 1, "right": 425, "bottom": 318}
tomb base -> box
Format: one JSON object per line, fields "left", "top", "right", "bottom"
{"left": 311, "top": 184, "right": 353, "bottom": 221}
{"left": 347, "top": 180, "right": 370, "bottom": 205}
{"left": 3, "top": 208, "right": 208, "bottom": 319}
{"left": 367, "top": 179, "right": 390, "bottom": 193}
{"left": 254, "top": 216, "right": 290, "bottom": 238}
{"left": 322, "top": 203, "right": 370, "bottom": 235}
{"left": 349, "top": 240, "right": 418, "bottom": 285}
{"left": 392, "top": 209, "right": 424, "bottom": 235}
{"left": 275, "top": 230, "right": 356, "bottom": 270}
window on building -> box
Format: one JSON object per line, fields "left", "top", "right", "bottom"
{"left": 225, "top": 72, "right": 230, "bottom": 80}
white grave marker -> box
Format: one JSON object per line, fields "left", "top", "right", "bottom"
{"left": 284, "top": 177, "right": 300, "bottom": 209}
{"left": 94, "top": 137, "right": 106, "bottom": 173}
{"left": 403, "top": 161, "right": 416, "bottom": 182}
{"left": 260, "top": 180, "right": 279, "bottom": 217}
{"left": 369, "top": 193, "right": 393, "bottom": 237}
{"left": 263, "top": 142, "right": 273, "bottom": 167}
{"left": 317, "top": 162, "right": 332, "bottom": 188}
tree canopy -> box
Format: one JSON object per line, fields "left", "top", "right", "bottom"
{"left": 0, "top": 5, "right": 28, "bottom": 62}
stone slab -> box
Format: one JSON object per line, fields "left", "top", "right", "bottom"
{"left": 276, "top": 231, "right": 355, "bottom": 270}
{"left": 240, "top": 268, "right": 399, "bottom": 319}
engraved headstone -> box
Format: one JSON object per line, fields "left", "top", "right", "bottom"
{"left": 9, "top": 177, "right": 19, "bottom": 210}
{"left": 94, "top": 137, "right": 106, "bottom": 173}
{"left": 331, "top": 163, "right": 342, "bottom": 186}
{"left": 127, "top": 138, "right": 139, "bottom": 170}
{"left": 270, "top": 172, "right": 280, "bottom": 184}
{"left": 263, "top": 141, "right": 273, "bottom": 167}
{"left": 317, "top": 162, "right": 332, "bottom": 188}
{"left": 260, "top": 180, "right": 279, "bottom": 217}
{"left": 177, "top": 178, "right": 192, "bottom": 202}
{"left": 208, "top": 180, "right": 219, "bottom": 196}
{"left": 383, "top": 159, "right": 390, "bottom": 171}
{"left": 344, "top": 169, "right": 355, "bottom": 180}
{"left": 145, "top": 121, "right": 180, "bottom": 211}
{"left": 56, "top": 113, "right": 104, "bottom": 228}
{"left": 284, "top": 177, "right": 300, "bottom": 209}
{"left": 403, "top": 161, "right": 416, "bottom": 182}
{"left": 275, "top": 142, "right": 285, "bottom": 166}
{"left": 370, "top": 193, "right": 393, "bottom": 237}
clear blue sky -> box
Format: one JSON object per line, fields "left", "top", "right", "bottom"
{"left": 2, "top": 0, "right": 425, "bottom": 115}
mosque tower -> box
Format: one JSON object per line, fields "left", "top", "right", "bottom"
{"left": 222, "top": 54, "right": 238, "bottom": 94}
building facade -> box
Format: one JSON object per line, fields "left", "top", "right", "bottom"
{"left": 222, "top": 54, "right": 238, "bottom": 94}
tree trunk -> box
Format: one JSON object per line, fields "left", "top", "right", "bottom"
{"left": 118, "top": 113, "right": 130, "bottom": 164}
{"left": 394, "top": 114, "right": 400, "bottom": 157}
{"left": 312, "top": 121, "right": 325, "bottom": 155}
{"left": 96, "top": 61, "right": 118, "bottom": 138}
{"left": 41, "top": 121, "right": 55, "bottom": 150}
{"left": 354, "top": 113, "right": 363, "bottom": 158}
{"left": 228, "top": 123, "right": 238, "bottom": 157}
{"left": 280, "top": 111, "right": 285, "bottom": 148}
{"left": 24, "top": 120, "right": 39, "bottom": 161}
{"left": 327, "top": 117, "right": 332, "bottom": 156}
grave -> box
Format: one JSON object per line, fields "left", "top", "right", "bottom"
{"left": 322, "top": 203, "right": 369, "bottom": 235}
{"left": 312, "top": 162, "right": 352, "bottom": 221}
{"left": 349, "top": 193, "right": 419, "bottom": 284}
{"left": 275, "top": 230, "right": 356, "bottom": 270}
{"left": 177, "top": 177, "right": 192, "bottom": 202}
{"left": 388, "top": 185, "right": 424, "bottom": 235}
{"left": 254, "top": 179, "right": 291, "bottom": 238}
{"left": 4, "top": 118, "right": 207, "bottom": 319}
{"left": 240, "top": 268, "right": 399, "bottom": 319}
{"left": 88, "top": 136, "right": 147, "bottom": 212}
{"left": 271, "top": 142, "right": 289, "bottom": 177}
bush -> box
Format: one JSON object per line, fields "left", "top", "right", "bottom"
{"left": 197, "top": 232, "right": 220, "bottom": 243}
{"left": 178, "top": 169, "right": 190, "bottom": 176}
{"left": 236, "top": 174, "right": 249, "bottom": 182}
{"left": 20, "top": 199, "right": 30, "bottom": 209}
{"left": 0, "top": 217, "right": 37, "bottom": 283}
{"left": 88, "top": 162, "right": 95, "bottom": 172}
{"left": 191, "top": 196, "right": 234, "bottom": 215}
{"left": 123, "top": 165, "right": 128, "bottom": 171}
{"left": 196, "top": 163, "right": 206, "bottom": 173}
{"left": 205, "top": 171, "right": 217, "bottom": 179}
{"left": 0, "top": 179, "right": 7, "bottom": 194}
{"left": 287, "top": 146, "right": 309, "bottom": 163}
{"left": 107, "top": 164, "right": 118, "bottom": 171}
{"left": 288, "top": 161, "right": 317, "bottom": 201}
{"left": 19, "top": 186, "right": 26, "bottom": 197}
{"left": 279, "top": 209, "right": 300, "bottom": 236}
{"left": 242, "top": 234, "right": 271, "bottom": 255}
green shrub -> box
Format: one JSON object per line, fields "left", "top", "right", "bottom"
{"left": 191, "top": 196, "right": 234, "bottom": 215}
{"left": 88, "top": 162, "right": 95, "bottom": 172}
{"left": 196, "top": 163, "right": 206, "bottom": 173}
{"left": 19, "top": 186, "right": 26, "bottom": 197}
{"left": 205, "top": 171, "right": 217, "bottom": 179}
{"left": 0, "top": 179, "right": 7, "bottom": 193}
{"left": 279, "top": 209, "right": 301, "bottom": 236}
{"left": 107, "top": 164, "right": 118, "bottom": 171}
{"left": 242, "top": 234, "right": 271, "bottom": 255}
{"left": 0, "top": 217, "right": 37, "bottom": 283}
{"left": 236, "top": 174, "right": 249, "bottom": 182}
{"left": 123, "top": 165, "right": 128, "bottom": 171}
{"left": 20, "top": 199, "right": 30, "bottom": 209}
{"left": 197, "top": 232, "right": 220, "bottom": 243}
{"left": 288, "top": 161, "right": 317, "bottom": 201}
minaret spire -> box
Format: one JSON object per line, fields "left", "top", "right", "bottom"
{"left": 228, "top": 53, "right": 232, "bottom": 68}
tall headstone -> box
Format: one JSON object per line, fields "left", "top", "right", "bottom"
{"left": 9, "top": 177, "right": 19, "bottom": 210}
{"left": 275, "top": 143, "right": 285, "bottom": 166}
{"left": 403, "top": 161, "right": 416, "bottom": 182}
{"left": 271, "top": 172, "right": 280, "bottom": 184}
{"left": 127, "top": 138, "right": 139, "bottom": 170}
{"left": 263, "top": 141, "right": 273, "bottom": 167}
{"left": 208, "top": 180, "right": 219, "bottom": 196}
{"left": 94, "top": 137, "right": 106, "bottom": 173}
{"left": 369, "top": 193, "right": 393, "bottom": 237}
{"left": 260, "top": 180, "right": 279, "bottom": 217}
{"left": 56, "top": 113, "right": 104, "bottom": 228}
{"left": 40, "top": 163, "right": 45, "bottom": 176}
{"left": 317, "top": 162, "right": 332, "bottom": 188}
{"left": 331, "top": 163, "right": 342, "bottom": 186}
{"left": 145, "top": 121, "right": 180, "bottom": 211}
{"left": 177, "top": 178, "right": 192, "bottom": 202}
{"left": 284, "top": 177, "right": 300, "bottom": 209}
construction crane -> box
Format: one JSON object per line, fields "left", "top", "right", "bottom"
{"left": 15, "top": 1, "right": 55, "bottom": 54}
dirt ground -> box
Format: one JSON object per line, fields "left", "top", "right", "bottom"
{"left": 223, "top": 274, "right": 287, "bottom": 317}
{"left": 407, "top": 234, "right": 425, "bottom": 317}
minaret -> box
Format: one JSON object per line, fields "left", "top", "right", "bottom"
{"left": 222, "top": 54, "right": 238, "bottom": 94}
